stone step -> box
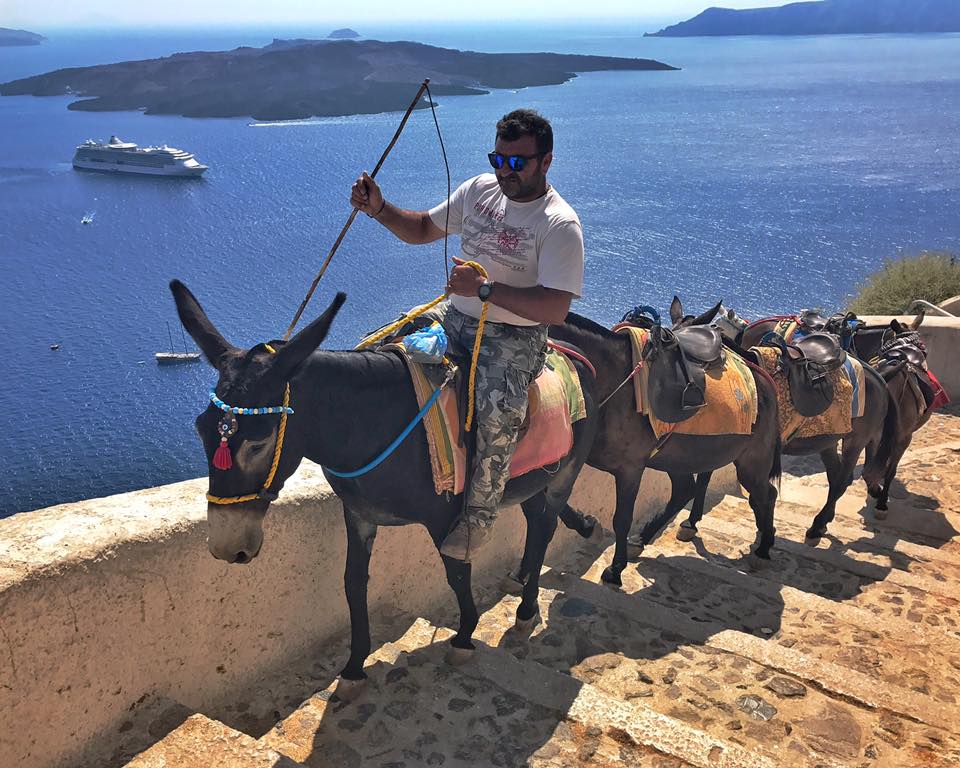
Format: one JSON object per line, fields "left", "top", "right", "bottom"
{"left": 599, "top": 544, "right": 960, "bottom": 708}
{"left": 708, "top": 494, "right": 960, "bottom": 586}
{"left": 471, "top": 572, "right": 960, "bottom": 767}
{"left": 124, "top": 713, "right": 303, "bottom": 767}
{"left": 769, "top": 497, "right": 960, "bottom": 572}
{"left": 778, "top": 443, "right": 960, "bottom": 552}
{"left": 260, "top": 618, "right": 754, "bottom": 768}
{"left": 779, "top": 478, "right": 960, "bottom": 551}
{"left": 661, "top": 498, "right": 960, "bottom": 639}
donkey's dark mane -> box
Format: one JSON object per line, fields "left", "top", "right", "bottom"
{"left": 562, "top": 312, "right": 620, "bottom": 340}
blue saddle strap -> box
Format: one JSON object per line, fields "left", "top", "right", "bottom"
{"left": 323, "top": 384, "right": 444, "bottom": 479}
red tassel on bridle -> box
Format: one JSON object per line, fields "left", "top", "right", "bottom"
{"left": 213, "top": 438, "right": 233, "bottom": 470}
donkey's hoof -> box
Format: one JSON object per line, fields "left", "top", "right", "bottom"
{"left": 676, "top": 524, "right": 698, "bottom": 543}
{"left": 874, "top": 506, "right": 889, "bottom": 520}
{"left": 445, "top": 644, "right": 475, "bottom": 666}
{"left": 804, "top": 533, "right": 822, "bottom": 547}
{"left": 334, "top": 676, "right": 367, "bottom": 702}
{"left": 500, "top": 568, "right": 526, "bottom": 595}
{"left": 746, "top": 553, "right": 771, "bottom": 572}
{"left": 513, "top": 609, "right": 541, "bottom": 635}
{"left": 584, "top": 516, "right": 603, "bottom": 541}
{"left": 600, "top": 566, "right": 623, "bottom": 588}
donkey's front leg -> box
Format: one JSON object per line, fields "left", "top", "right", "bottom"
{"left": 603, "top": 470, "right": 644, "bottom": 587}
{"left": 340, "top": 508, "right": 378, "bottom": 682}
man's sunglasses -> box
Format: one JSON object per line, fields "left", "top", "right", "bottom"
{"left": 487, "top": 152, "right": 544, "bottom": 172}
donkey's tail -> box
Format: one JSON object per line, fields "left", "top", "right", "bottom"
{"left": 769, "top": 433, "right": 783, "bottom": 495}
{"left": 865, "top": 386, "right": 899, "bottom": 488}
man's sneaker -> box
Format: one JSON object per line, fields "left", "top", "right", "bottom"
{"left": 439, "top": 518, "right": 493, "bottom": 562}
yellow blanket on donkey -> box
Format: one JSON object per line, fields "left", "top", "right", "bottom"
{"left": 616, "top": 326, "right": 758, "bottom": 438}
{"left": 752, "top": 346, "right": 865, "bottom": 441}
{"left": 406, "top": 348, "right": 587, "bottom": 495}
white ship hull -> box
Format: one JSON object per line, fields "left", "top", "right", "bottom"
{"left": 73, "top": 159, "right": 206, "bottom": 177}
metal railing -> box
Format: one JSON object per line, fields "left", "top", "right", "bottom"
{"left": 906, "top": 299, "right": 956, "bottom": 317}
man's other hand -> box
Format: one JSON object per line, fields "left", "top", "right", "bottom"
{"left": 445, "top": 256, "right": 486, "bottom": 297}
{"left": 350, "top": 172, "right": 384, "bottom": 216}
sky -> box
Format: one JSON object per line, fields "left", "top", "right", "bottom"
{"left": 3, "top": 1, "right": 790, "bottom": 29}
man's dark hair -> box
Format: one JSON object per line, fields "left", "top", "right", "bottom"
{"left": 496, "top": 109, "right": 553, "bottom": 155}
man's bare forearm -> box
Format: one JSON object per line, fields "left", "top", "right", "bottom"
{"left": 373, "top": 202, "right": 444, "bottom": 245}
{"left": 485, "top": 284, "right": 573, "bottom": 326}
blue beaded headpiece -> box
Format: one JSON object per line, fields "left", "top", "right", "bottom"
{"left": 209, "top": 391, "right": 295, "bottom": 416}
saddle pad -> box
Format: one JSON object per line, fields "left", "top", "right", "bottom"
{"left": 617, "top": 326, "right": 758, "bottom": 438}
{"left": 407, "top": 348, "right": 586, "bottom": 495}
{"left": 753, "top": 346, "right": 861, "bottom": 441}
{"left": 928, "top": 370, "right": 951, "bottom": 410}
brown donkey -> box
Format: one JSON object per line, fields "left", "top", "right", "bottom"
{"left": 541, "top": 305, "right": 782, "bottom": 588}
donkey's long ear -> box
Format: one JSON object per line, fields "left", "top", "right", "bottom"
{"left": 275, "top": 292, "right": 347, "bottom": 378}
{"left": 691, "top": 300, "right": 722, "bottom": 326}
{"left": 911, "top": 309, "right": 925, "bottom": 330}
{"left": 669, "top": 296, "right": 683, "bottom": 326}
{"left": 890, "top": 319, "right": 905, "bottom": 334}
{"left": 170, "top": 280, "right": 237, "bottom": 369}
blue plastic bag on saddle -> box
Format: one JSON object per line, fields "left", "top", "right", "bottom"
{"left": 402, "top": 322, "right": 448, "bottom": 364}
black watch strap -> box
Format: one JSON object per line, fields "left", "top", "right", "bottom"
{"left": 478, "top": 281, "right": 493, "bottom": 302}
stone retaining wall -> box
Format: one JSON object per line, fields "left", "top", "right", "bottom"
{"left": 0, "top": 460, "right": 739, "bottom": 768}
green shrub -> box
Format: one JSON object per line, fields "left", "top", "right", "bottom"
{"left": 849, "top": 251, "right": 960, "bottom": 315}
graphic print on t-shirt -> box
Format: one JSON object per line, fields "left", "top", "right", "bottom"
{"left": 462, "top": 203, "right": 534, "bottom": 273}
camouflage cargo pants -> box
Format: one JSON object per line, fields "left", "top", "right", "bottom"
{"left": 422, "top": 301, "right": 547, "bottom": 527}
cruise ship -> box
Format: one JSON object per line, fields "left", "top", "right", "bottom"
{"left": 72, "top": 136, "right": 208, "bottom": 177}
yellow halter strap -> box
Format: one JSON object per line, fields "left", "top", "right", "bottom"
{"left": 206, "top": 344, "right": 292, "bottom": 505}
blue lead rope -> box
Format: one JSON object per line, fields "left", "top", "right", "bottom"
{"left": 323, "top": 384, "right": 445, "bottom": 479}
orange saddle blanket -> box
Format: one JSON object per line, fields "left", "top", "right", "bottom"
{"left": 405, "top": 348, "right": 587, "bottom": 495}
{"left": 615, "top": 325, "right": 759, "bottom": 439}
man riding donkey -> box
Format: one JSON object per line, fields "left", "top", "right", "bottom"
{"left": 351, "top": 108, "right": 585, "bottom": 561}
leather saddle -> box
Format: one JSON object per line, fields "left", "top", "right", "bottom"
{"left": 879, "top": 337, "right": 926, "bottom": 368}
{"left": 760, "top": 333, "right": 847, "bottom": 417}
{"left": 647, "top": 325, "right": 725, "bottom": 423}
{"left": 763, "top": 332, "right": 847, "bottom": 417}
{"left": 799, "top": 309, "right": 860, "bottom": 351}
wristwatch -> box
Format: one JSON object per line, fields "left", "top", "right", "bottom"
{"left": 477, "top": 281, "right": 494, "bottom": 302}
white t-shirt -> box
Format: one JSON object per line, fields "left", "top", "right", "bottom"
{"left": 428, "top": 173, "right": 584, "bottom": 326}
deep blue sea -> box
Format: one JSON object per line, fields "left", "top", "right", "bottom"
{"left": 1, "top": 23, "right": 958, "bottom": 515}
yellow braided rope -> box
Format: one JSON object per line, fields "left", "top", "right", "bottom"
{"left": 465, "top": 299, "right": 488, "bottom": 432}
{"left": 355, "top": 261, "right": 489, "bottom": 431}
{"left": 262, "top": 382, "right": 291, "bottom": 490}
{"left": 355, "top": 295, "right": 447, "bottom": 351}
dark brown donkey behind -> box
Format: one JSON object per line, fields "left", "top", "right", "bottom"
{"left": 171, "top": 281, "right": 600, "bottom": 687}
{"left": 870, "top": 328, "right": 950, "bottom": 513}
{"left": 684, "top": 309, "right": 896, "bottom": 543}
{"left": 543, "top": 304, "right": 782, "bottom": 588}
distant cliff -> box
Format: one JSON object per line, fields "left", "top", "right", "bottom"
{"left": 0, "top": 27, "right": 45, "bottom": 46}
{"left": 0, "top": 38, "right": 677, "bottom": 121}
{"left": 648, "top": 0, "right": 960, "bottom": 37}
{"left": 329, "top": 28, "right": 360, "bottom": 39}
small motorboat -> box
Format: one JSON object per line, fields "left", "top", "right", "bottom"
{"left": 50, "top": 343, "right": 61, "bottom": 351}
{"left": 81, "top": 213, "right": 94, "bottom": 225}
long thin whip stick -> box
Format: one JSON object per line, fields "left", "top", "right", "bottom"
{"left": 283, "top": 78, "right": 431, "bottom": 340}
